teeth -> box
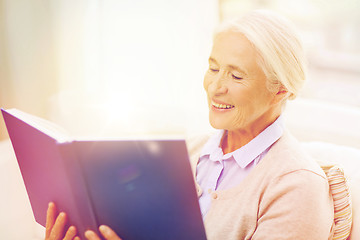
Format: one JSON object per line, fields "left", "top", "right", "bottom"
{"left": 212, "top": 102, "right": 234, "bottom": 109}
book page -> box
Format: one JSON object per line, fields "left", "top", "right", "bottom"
{"left": 4, "top": 108, "right": 71, "bottom": 143}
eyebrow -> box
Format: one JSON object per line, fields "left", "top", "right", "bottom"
{"left": 208, "top": 57, "right": 248, "bottom": 76}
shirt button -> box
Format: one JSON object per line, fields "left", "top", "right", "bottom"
{"left": 211, "top": 192, "right": 218, "bottom": 199}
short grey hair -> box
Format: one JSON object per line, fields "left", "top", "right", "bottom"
{"left": 215, "top": 10, "right": 307, "bottom": 100}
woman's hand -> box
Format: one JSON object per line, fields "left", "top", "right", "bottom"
{"left": 45, "top": 202, "right": 80, "bottom": 240}
{"left": 85, "top": 225, "right": 122, "bottom": 240}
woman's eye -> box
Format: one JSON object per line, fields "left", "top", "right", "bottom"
{"left": 232, "top": 74, "right": 243, "bottom": 80}
{"left": 209, "top": 68, "right": 219, "bottom": 72}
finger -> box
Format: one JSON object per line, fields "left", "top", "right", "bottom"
{"left": 45, "top": 202, "right": 57, "bottom": 239}
{"left": 63, "top": 226, "right": 77, "bottom": 240}
{"left": 49, "top": 212, "right": 67, "bottom": 240}
{"left": 84, "top": 230, "right": 102, "bottom": 240}
{"left": 99, "top": 225, "right": 122, "bottom": 240}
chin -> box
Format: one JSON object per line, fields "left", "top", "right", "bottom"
{"left": 208, "top": 107, "right": 242, "bottom": 130}
{"left": 209, "top": 117, "right": 230, "bottom": 130}
{"left": 209, "top": 122, "right": 222, "bottom": 130}
{"left": 209, "top": 115, "right": 247, "bottom": 131}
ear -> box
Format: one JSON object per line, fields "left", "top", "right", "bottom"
{"left": 271, "top": 85, "right": 289, "bottom": 105}
{"left": 277, "top": 86, "right": 288, "bottom": 96}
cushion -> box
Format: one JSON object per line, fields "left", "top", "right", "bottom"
{"left": 321, "top": 164, "right": 352, "bottom": 240}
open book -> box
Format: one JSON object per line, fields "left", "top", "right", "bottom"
{"left": 1, "top": 108, "right": 206, "bottom": 240}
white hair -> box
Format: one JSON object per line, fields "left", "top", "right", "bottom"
{"left": 215, "top": 10, "right": 307, "bottom": 100}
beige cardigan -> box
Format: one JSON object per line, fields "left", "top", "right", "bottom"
{"left": 187, "top": 131, "right": 334, "bottom": 240}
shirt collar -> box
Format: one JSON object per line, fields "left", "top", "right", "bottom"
{"left": 199, "top": 129, "right": 223, "bottom": 159}
{"left": 200, "top": 115, "right": 284, "bottom": 168}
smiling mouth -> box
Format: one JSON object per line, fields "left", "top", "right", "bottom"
{"left": 212, "top": 102, "right": 235, "bottom": 109}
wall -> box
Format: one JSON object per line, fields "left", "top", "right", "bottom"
{"left": 0, "top": 0, "right": 58, "bottom": 140}
{"left": 0, "top": 0, "right": 219, "bottom": 139}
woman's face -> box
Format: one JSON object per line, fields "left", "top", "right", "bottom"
{"left": 203, "top": 31, "right": 279, "bottom": 132}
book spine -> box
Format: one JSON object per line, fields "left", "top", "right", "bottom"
{"left": 57, "top": 142, "right": 100, "bottom": 239}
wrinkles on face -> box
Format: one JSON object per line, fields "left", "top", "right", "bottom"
{"left": 204, "top": 31, "right": 279, "bottom": 137}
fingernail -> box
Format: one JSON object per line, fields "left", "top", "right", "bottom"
{"left": 99, "top": 225, "right": 111, "bottom": 236}
{"left": 85, "top": 230, "right": 95, "bottom": 238}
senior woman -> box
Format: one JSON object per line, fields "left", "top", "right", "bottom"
{"left": 45, "top": 10, "right": 334, "bottom": 240}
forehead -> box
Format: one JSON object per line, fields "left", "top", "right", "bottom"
{"left": 210, "top": 31, "right": 258, "bottom": 69}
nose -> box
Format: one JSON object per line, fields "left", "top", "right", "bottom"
{"left": 207, "top": 72, "right": 228, "bottom": 95}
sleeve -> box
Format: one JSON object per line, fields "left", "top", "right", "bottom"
{"left": 252, "top": 169, "right": 335, "bottom": 240}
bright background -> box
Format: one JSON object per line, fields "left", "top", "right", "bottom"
{"left": 0, "top": 0, "right": 359, "bottom": 141}
{"left": 1, "top": 1, "right": 360, "bottom": 239}
{"left": 0, "top": 0, "right": 218, "bottom": 139}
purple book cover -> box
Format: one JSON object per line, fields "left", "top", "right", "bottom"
{"left": 1, "top": 108, "right": 207, "bottom": 240}
{"left": 1, "top": 109, "right": 99, "bottom": 238}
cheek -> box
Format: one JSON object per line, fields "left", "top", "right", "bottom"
{"left": 254, "top": 88, "right": 273, "bottom": 106}
{"left": 230, "top": 86, "right": 251, "bottom": 106}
